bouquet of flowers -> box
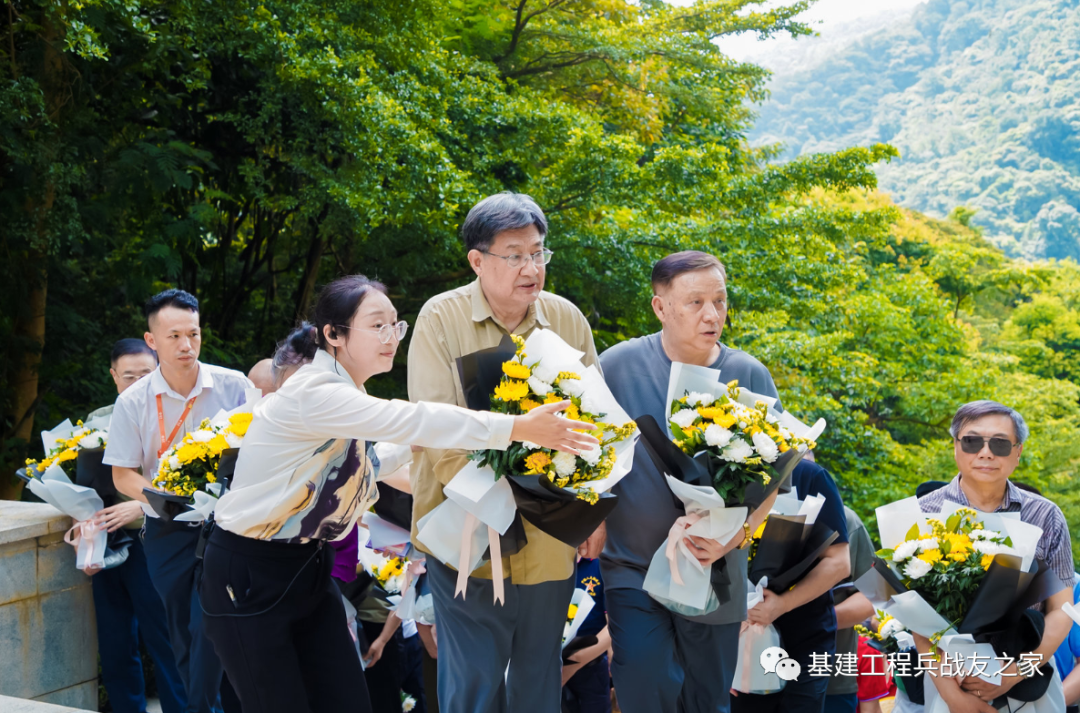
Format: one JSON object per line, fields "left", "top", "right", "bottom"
{"left": 731, "top": 489, "right": 840, "bottom": 694}
{"left": 368, "top": 552, "right": 407, "bottom": 596}
{"left": 18, "top": 418, "right": 132, "bottom": 573}
{"left": 637, "top": 362, "right": 827, "bottom": 617}
{"left": 561, "top": 588, "right": 597, "bottom": 654}
{"left": 23, "top": 418, "right": 116, "bottom": 504}
{"left": 856, "top": 610, "right": 913, "bottom": 656}
{"left": 854, "top": 497, "right": 1065, "bottom": 712}
{"left": 416, "top": 329, "right": 638, "bottom": 605}
{"left": 145, "top": 407, "right": 254, "bottom": 522}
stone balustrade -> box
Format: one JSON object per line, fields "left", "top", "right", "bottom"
{"left": 0, "top": 501, "right": 98, "bottom": 709}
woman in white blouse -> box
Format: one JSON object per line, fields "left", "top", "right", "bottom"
{"left": 202, "top": 275, "right": 597, "bottom": 713}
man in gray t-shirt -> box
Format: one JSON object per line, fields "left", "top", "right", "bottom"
{"left": 599, "top": 251, "right": 781, "bottom": 713}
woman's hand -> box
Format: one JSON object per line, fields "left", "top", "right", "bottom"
{"left": 363, "top": 637, "right": 387, "bottom": 668}
{"left": 511, "top": 400, "right": 599, "bottom": 454}
{"left": 94, "top": 500, "right": 144, "bottom": 532}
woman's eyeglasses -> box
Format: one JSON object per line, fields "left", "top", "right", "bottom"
{"left": 957, "top": 435, "right": 1018, "bottom": 457}
{"left": 335, "top": 321, "right": 409, "bottom": 344}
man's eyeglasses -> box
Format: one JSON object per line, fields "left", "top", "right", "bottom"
{"left": 957, "top": 435, "right": 1018, "bottom": 457}
{"left": 481, "top": 248, "right": 554, "bottom": 269}
{"left": 335, "top": 321, "right": 409, "bottom": 344}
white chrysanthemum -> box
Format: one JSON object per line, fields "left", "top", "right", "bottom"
{"left": 78, "top": 433, "right": 104, "bottom": 449}
{"left": 528, "top": 376, "right": 553, "bottom": 397}
{"left": 552, "top": 451, "right": 578, "bottom": 477}
{"left": 879, "top": 618, "right": 906, "bottom": 639}
{"left": 721, "top": 439, "right": 754, "bottom": 463}
{"left": 530, "top": 361, "right": 560, "bottom": 385}
{"left": 704, "top": 424, "right": 733, "bottom": 448}
{"left": 579, "top": 391, "right": 605, "bottom": 417}
{"left": 892, "top": 540, "right": 920, "bottom": 562}
{"left": 917, "top": 537, "right": 939, "bottom": 552}
{"left": 190, "top": 430, "right": 214, "bottom": 443}
{"left": 560, "top": 378, "right": 586, "bottom": 398}
{"left": 224, "top": 432, "right": 244, "bottom": 449}
{"left": 403, "top": 696, "right": 417, "bottom": 712}
{"left": 751, "top": 432, "right": 780, "bottom": 463}
{"left": 687, "top": 392, "right": 714, "bottom": 407}
{"left": 670, "top": 409, "right": 698, "bottom": 429}
{"left": 904, "top": 558, "right": 933, "bottom": 580}
{"left": 972, "top": 540, "right": 1001, "bottom": 556}
{"left": 168, "top": 455, "right": 182, "bottom": 471}
{"left": 522, "top": 441, "right": 542, "bottom": 451}
{"left": 970, "top": 529, "right": 995, "bottom": 540}
{"left": 580, "top": 445, "right": 602, "bottom": 466}
{"left": 779, "top": 427, "right": 793, "bottom": 441}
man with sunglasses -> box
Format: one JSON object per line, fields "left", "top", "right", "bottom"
{"left": 408, "top": 191, "right": 602, "bottom": 713}
{"left": 914, "top": 400, "right": 1074, "bottom": 712}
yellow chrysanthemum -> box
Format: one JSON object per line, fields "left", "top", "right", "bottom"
{"left": 567, "top": 604, "right": 579, "bottom": 620}
{"left": 918, "top": 549, "right": 943, "bottom": 566}
{"left": 520, "top": 398, "right": 541, "bottom": 412}
{"left": 176, "top": 443, "right": 205, "bottom": 464}
{"left": 56, "top": 449, "right": 78, "bottom": 463}
{"left": 524, "top": 452, "right": 552, "bottom": 474}
{"left": 227, "top": 412, "right": 253, "bottom": 436}
{"left": 696, "top": 406, "right": 727, "bottom": 421}
{"left": 207, "top": 434, "right": 230, "bottom": 456}
{"left": 981, "top": 554, "right": 995, "bottom": 570}
{"left": 564, "top": 403, "right": 581, "bottom": 422}
{"left": 502, "top": 360, "right": 531, "bottom": 380}
{"left": 544, "top": 392, "right": 562, "bottom": 404}
{"left": 494, "top": 380, "right": 529, "bottom": 402}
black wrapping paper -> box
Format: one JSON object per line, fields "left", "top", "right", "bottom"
{"left": 142, "top": 488, "right": 195, "bottom": 522}
{"left": 505, "top": 475, "right": 618, "bottom": 549}
{"left": 75, "top": 447, "right": 117, "bottom": 506}
{"left": 749, "top": 516, "right": 839, "bottom": 592}
{"left": 456, "top": 335, "right": 518, "bottom": 412}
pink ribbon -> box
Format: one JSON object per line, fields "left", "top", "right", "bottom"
{"left": 664, "top": 512, "right": 703, "bottom": 586}
{"left": 453, "top": 514, "right": 506, "bottom": 605}
{"left": 64, "top": 519, "right": 103, "bottom": 574}
{"left": 401, "top": 559, "right": 428, "bottom": 600}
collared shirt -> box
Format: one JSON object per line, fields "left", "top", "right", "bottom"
{"left": 104, "top": 362, "right": 253, "bottom": 479}
{"left": 408, "top": 278, "right": 599, "bottom": 585}
{"left": 918, "top": 474, "right": 1074, "bottom": 588}
{"left": 215, "top": 349, "right": 514, "bottom": 543}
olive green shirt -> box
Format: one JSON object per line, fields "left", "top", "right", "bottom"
{"left": 408, "top": 278, "right": 599, "bottom": 585}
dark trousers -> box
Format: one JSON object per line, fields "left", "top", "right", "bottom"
{"left": 200, "top": 527, "right": 372, "bottom": 713}
{"left": 426, "top": 558, "right": 575, "bottom": 713}
{"left": 562, "top": 653, "right": 611, "bottom": 713}
{"left": 142, "top": 519, "right": 227, "bottom": 713}
{"left": 822, "top": 693, "right": 857, "bottom": 713}
{"left": 606, "top": 587, "right": 740, "bottom": 713}
{"left": 93, "top": 534, "right": 186, "bottom": 713}
{"left": 360, "top": 619, "right": 405, "bottom": 712}
{"left": 731, "top": 673, "right": 829, "bottom": 713}
{"left": 402, "top": 633, "right": 428, "bottom": 713}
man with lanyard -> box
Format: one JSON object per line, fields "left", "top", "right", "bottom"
{"left": 598, "top": 251, "right": 781, "bottom": 713}
{"left": 408, "top": 192, "right": 605, "bottom": 713}
{"left": 105, "top": 289, "right": 251, "bottom": 713}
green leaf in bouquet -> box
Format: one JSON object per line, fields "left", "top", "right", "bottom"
{"left": 670, "top": 423, "right": 689, "bottom": 441}
{"left": 876, "top": 548, "right": 895, "bottom": 559}
{"left": 905, "top": 523, "right": 921, "bottom": 541}
{"left": 945, "top": 513, "right": 961, "bottom": 533}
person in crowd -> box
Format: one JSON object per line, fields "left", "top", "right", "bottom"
{"left": 89, "top": 338, "right": 186, "bottom": 713}
{"left": 246, "top": 358, "right": 274, "bottom": 395}
{"left": 561, "top": 555, "right": 612, "bottom": 713}
{"left": 598, "top": 251, "right": 781, "bottom": 713}
{"left": 203, "top": 274, "right": 598, "bottom": 713}
{"left": 912, "top": 400, "right": 1074, "bottom": 712}
{"left": 854, "top": 634, "right": 894, "bottom": 712}
{"left": 1057, "top": 576, "right": 1080, "bottom": 713}
{"left": 105, "top": 289, "right": 250, "bottom": 713}
{"left": 731, "top": 459, "right": 851, "bottom": 712}
{"left": 408, "top": 192, "right": 606, "bottom": 713}
{"left": 86, "top": 338, "right": 159, "bottom": 423}
{"left": 824, "top": 506, "right": 877, "bottom": 713}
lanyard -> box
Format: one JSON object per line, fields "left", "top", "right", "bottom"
{"left": 157, "top": 393, "right": 198, "bottom": 458}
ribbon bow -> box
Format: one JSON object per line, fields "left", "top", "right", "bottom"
{"left": 64, "top": 519, "right": 104, "bottom": 574}
{"left": 455, "top": 513, "right": 506, "bottom": 605}
{"left": 665, "top": 512, "right": 705, "bottom": 586}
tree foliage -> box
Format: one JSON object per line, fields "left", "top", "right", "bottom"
{"left": 1, "top": 0, "right": 1076, "bottom": 558}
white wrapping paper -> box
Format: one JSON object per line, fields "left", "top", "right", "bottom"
{"left": 562, "top": 588, "right": 597, "bottom": 650}
{"left": 26, "top": 463, "right": 107, "bottom": 572}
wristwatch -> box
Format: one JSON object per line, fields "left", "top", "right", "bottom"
{"left": 737, "top": 521, "right": 753, "bottom": 550}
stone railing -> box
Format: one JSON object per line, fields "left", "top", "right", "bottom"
{"left": 0, "top": 501, "right": 98, "bottom": 709}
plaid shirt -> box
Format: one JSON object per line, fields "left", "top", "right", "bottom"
{"left": 918, "top": 474, "right": 1075, "bottom": 588}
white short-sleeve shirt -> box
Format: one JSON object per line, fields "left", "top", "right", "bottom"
{"left": 104, "top": 362, "right": 254, "bottom": 479}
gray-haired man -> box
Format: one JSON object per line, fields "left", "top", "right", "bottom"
{"left": 408, "top": 192, "right": 605, "bottom": 713}
{"left": 913, "top": 400, "right": 1074, "bottom": 712}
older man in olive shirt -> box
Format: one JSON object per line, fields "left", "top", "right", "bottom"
{"left": 408, "top": 192, "right": 603, "bottom": 713}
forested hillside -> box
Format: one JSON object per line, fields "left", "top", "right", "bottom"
{"left": 751, "top": 0, "right": 1080, "bottom": 261}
